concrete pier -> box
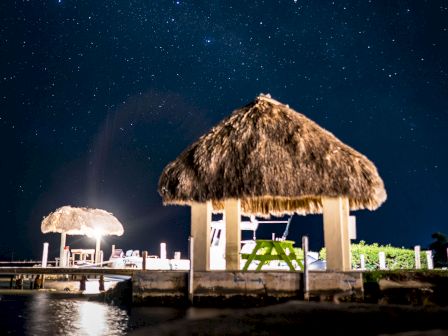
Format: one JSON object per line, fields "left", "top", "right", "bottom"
{"left": 2, "top": 267, "right": 447, "bottom": 306}
{"left": 132, "top": 270, "right": 363, "bottom": 305}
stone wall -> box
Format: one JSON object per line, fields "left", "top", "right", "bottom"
{"left": 132, "top": 270, "right": 364, "bottom": 305}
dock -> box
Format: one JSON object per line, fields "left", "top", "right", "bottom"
{"left": 2, "top": 267, "right": 447, "bottom": 306}
{"left": 0, "top": 267, "right": 135, "bottom": 276}
{"left": 0, "top": 266, "right": 363, "bottom": 305}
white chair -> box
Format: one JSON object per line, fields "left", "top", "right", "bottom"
{"left": 125, "top": 250, "right": 133, "bottom": 257}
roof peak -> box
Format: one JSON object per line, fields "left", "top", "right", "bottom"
{"left": 256, "top": 93, "right": 289, "bottom": 108}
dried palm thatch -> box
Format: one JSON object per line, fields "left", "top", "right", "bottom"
{"left": 158, "top": 94, "right": 386, "bottom": 216}
{"left": 41, "top": 205, "right": 124, "bottom": 237}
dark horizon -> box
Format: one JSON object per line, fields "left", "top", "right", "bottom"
{"left": 1, "top": 1, "right": 447, "bottom": 260}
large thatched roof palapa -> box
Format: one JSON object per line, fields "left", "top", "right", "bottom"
{"left": 41, "top": 205, "right": 124, "bottom": 237}
{"left": 158, "top": 94, "right": 386, "bottom": 216}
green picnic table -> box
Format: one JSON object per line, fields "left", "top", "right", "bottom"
{"left": 241, "top": 239, "right": 303, "bottom": 271}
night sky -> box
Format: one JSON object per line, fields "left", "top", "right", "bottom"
{"left": 1, "top": 1, "right": 447, "bottom": 260}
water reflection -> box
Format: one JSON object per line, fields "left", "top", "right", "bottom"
{"left": 25, "top": 293, "right": 128, "bottom": 336}
{"left": 1, "top": 293, "right": 190, "bottom": 335}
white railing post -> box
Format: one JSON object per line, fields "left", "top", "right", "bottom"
{"left": 360, "top": 254, "right": 365, "bottom": 270}
{"left": 414, "top": 245, "right": 421, "bottom": 269}
{"left": 302, "top": 236, "right": 309, "bottom": 301}
{"left": 378, "top": 251, "right": 386, "bottom": 270}
{"left": 426, "top": 250, "right": 434, "bottom": 270}
{"left": 41, "top": 242, "right": 49, "bottom": 268}
{"left": 142, "top": 251, "right": 148, "bottom": 270}
{"left": 160, "top": 243, "right": 167, "bottom": 259}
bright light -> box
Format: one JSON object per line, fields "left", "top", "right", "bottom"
{"left": 93, "top": 229, "right": 103, "bottom": 239}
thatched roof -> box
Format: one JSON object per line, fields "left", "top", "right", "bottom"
{"left": 158, "top": 94, "right": 386, "bottom": 216}
{"left": 41, "top": 206, "right": 124, "bottom": 237}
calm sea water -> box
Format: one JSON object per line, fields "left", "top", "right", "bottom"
{"left": 0, "top": 293, "right": 188, "bottom": 335}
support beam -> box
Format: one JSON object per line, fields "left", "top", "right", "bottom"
{"left": 41, "top": 242, "right": 49, "bottom": 268}
{"left": 60, "top": 232, "right": 66, "bottom": 267}
{"left": 95, "top": 237, "right": 101, "bottom": 265}
{"left": 191, "top": 201, "right": 212, "bottom": 271}
{"left": 323, "top": 197, "right": 351, "bottom": 271}
{"left": 302, "top": 236, "right": 309, "bottom": 301}
{"left": 224, "top": 199, "right": 241, "bottom": 271}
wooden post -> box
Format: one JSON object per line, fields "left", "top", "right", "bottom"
{"left": 224, "top": 199, "right": 241, "bottom": 271}
{"left": 190, "top": 202, "right": 212, "bottom": 271}
{"left": 17, "top": 275, "right": 23, "bottom": 290}
{"left": 80, "top": 275, "right": 87, "bottom": 291}
{"left": 188, "top": 236, "right": 194, "bottom": 304}
{"left": 142, "top": 251, "right": 148, "bottom": 270}
{"left": 41, "top": 242, "right": 49, "bottom": 268}
{"left": 60, "top": 233, "right": 66, "bottom": 267}
{"left": 99, "top": 275, "right": 105, "bottom": 291}
{"left": 322, "top": 197, "right": 351, "bottom": 271}
{"left": 40, "top": 242, "right": 48, "bottom": 288}
{"left": 302, "top": 236, "right": 309, "bottom": 301}
{"left": 95, "top": 237, "right": 101, "bottom": 265}
{"left": 414, "top": 245, "right": 421, "bottom": 269}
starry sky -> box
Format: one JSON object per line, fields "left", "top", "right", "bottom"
{"left": 1, "top": 1, "right": 447, "bottom": 260}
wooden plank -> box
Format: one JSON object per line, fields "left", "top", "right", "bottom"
{"left": 0, "top": 267, "right": 137, "bottom": 276}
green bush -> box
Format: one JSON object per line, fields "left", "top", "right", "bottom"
{"left": 319, "top": 241, "right": 429, "bottom": 270}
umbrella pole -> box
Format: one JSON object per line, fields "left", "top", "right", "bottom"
{"left": 59, "top": 233, "right": 66, "bottom": 267}
{"left": 95, "top": 236, "right": 101, "bottom": 266}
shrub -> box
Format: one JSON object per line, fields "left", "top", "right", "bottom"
{"left": 319, "top": 241, "right": 429, "bottom": 270}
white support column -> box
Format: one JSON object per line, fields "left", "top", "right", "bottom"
{"left": 95, "top": 237, "right": 101, "bottom": 265}
{"left": 42, "top": 242, "right": 49, "bottom": 268}
{"left": 323, "top": 197, "right": 351, "bottom": 271}
{"left": 224, "top": 199, "right": 241, "bottom": 271}
{"left": 64, "top": 248, "right": 70, "bottom": 267}
{"left": 190, "top": 201, "right": 212, "bottom": 271}
{"left": 60, "top": 232, "right": 66, "bottom": 267}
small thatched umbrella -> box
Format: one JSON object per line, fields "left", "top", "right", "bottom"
{"left": 158, "top": 94, "right": 386, "bottom": 271}
{"left": 41, "top": 206, "right": 124, "bottom": 266}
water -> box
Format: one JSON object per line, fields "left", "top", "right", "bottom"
{"left": 0, "top": 293, "right": 187, "bottom": 335}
